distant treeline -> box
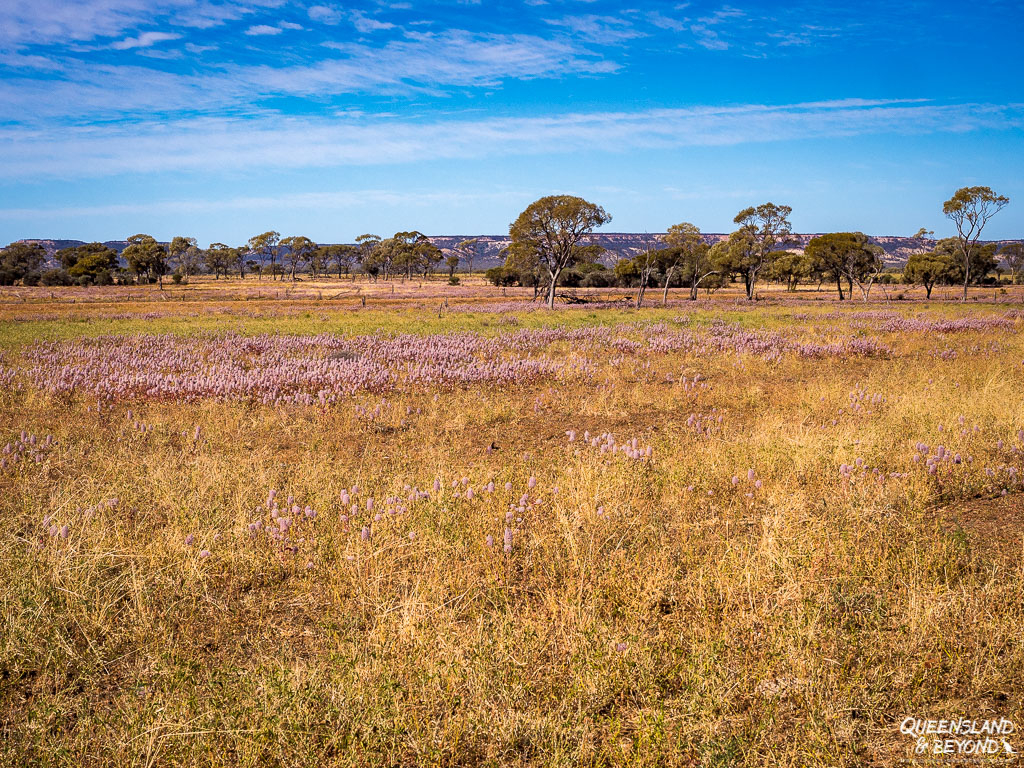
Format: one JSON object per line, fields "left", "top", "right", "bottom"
{"left": 2, "top": 187, "right": 1018, "bottom": 302}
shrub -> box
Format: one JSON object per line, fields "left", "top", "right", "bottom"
{"left": 581, "top": 270, "right": 614, "bottom": 288}
{"left": 40, "top": 268, "right": 74, "bottom": 286}
{"left": 485, "top": 267, "right": 518, "bottom": 287}
{"left": 559, "top": 269, "right": 583, "bottom": 288}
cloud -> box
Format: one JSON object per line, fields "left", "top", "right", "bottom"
{"left": 646, "top": 11, "right": 686, "bottom": 32}
{"left": 245, "top": 24, "right": 283, "bottom": 36}
{"left": 0, "top": 51, "right": 63, "bottom": 70}
{"left": 110, "top": 31, "right": 181, "bottom": 50}
{"left": 2, "top": 100, "right": 1019, "bottom": 180}
{"left": 184, "top": 42, "right": 218, "bottom": 54}
{"left": 0, "top": 0, "right": 281, "bottom": 47}
{"left": 286, "top": 30, "right": 617, "bottom": 95}
{"left": 544, "top": 14, "right": 642, "bottom": 44}
{"left": 0, "top": 28, "right": 618, "bottom": 121}
{"left": 307, "top": 4, "right": 343, "bottom": 24}
{"left": 351, "top": 10, "right": 396, "bottom": 33}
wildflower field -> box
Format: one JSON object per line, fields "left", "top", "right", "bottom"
{"left": 2, "top": 280, "right": 1023, "bottom": 766}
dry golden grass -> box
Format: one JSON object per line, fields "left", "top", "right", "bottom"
{"left": 1, "top": 282, "right": 1023, "bottom": 766}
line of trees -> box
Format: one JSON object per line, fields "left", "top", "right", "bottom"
{"left": 0, "top": 187, "right": 1014, "bottom": 298}
{"left": 485, "top": 188, "right": 1017, "bottom": 305}
{"left": 0, "top": 229, "right": 464, "bottom": 287}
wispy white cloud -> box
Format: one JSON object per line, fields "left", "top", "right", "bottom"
{"left": 245, "top": 24, "right": 283, "bottom": 36}
{"left": 110, "top": 31, "right": 181, "bottom": 50}
{"left": 350, "top": 10, "right": 396, "bottom": 33}
{"left": 2, "top": 100, "right": 1018, "bottom": 181}
{"left": 544, "top": 14, "right": 642, "bottom": 44}
{"left": 0, "top": 25, "right": 618, "bottom": 121}
{"left": 308, "top": 5, "right": 343, "bottom": 25}
{"left": 1, "top": 0, "right": 281, "bottom": 47}
{"left": 289, "top": 29, "right": 616, "bottom": 94}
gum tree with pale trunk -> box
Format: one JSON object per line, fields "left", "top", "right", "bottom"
{"left": 942, "top": 186, "right": 1009, "bottom": 301}
{"left": 509, "top": 195, "right": 611, "bottom": 309}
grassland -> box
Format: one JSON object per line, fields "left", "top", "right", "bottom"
{"left": 1, "top": 278, "right": 1023, "bottom": 766}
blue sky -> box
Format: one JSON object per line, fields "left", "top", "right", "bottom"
{"left": 1, "top": 0, "right": 1022, "bottom": 245}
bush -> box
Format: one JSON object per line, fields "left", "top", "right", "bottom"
{"left": 172, "top": 272, "right": 184, "bottom": 284}
{"left": 40, "top": 268, "right": 74, "bottom": 286}
{"left": 95, "top": 270, "right": 113, "bottom": 286}
{"left": 581, "top": 270, "right": 614, "bottom": 288}
{"left": 22, "top": 271, "right": 41, "bottom": 286}
{"left": 559, "top": 270, "right": 583, "bottom": 288}
{"left": 448, "top": 275, "right": 460, "bottom": 286}
{"left": 485, "top": 267, "right": 518, "bottom": 287}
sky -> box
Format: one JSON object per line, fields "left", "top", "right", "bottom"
{"left": 1, "top": 0, "right": 1022, "bottom": 245}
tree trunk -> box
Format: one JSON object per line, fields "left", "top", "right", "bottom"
{"left": 547, "top": 268, "right": 560, "bottom": 309}
{"left": 836, "top": 274, "right": 844, "bottom": 301}
{"left": 664, "top": 267, "right": 676, "bottom": 304}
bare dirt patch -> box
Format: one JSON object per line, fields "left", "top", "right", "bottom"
{"left": 941, "top": 492, "right": 1024, "bottom": 564}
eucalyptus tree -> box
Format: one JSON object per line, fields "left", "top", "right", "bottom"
{"left": 321, "top": 244, "right": 359, "bottom": 279}
{"left": 307, "top": 245, "right": 329, "bottom": 279}
{"left": 56, "top": 242, "right": 119, "bottom": 282}
{"left": 904, "top": 250, "right": 952, "bottom": 299}
{"left": 509, "top": 195, "right": 611, "bottom": 309}
{"left": 838, "top": 234, "right": 885, "bottom": 301}
{"left": 123, "top": 234, "right": 168, "bottom": 287}
{"left": 503, "top": 241, "right": 543, "bottom": 299}
{"left": 355, "top": 234, "right": 383, "bottom": 280}
{"left": 206, "top": 243, "right": 233, "bottom": 279}
{"left": 168, "top": 236, "right": 197, "bottom": 276}
{"left": 805, "top": 232, "right": 882, "bottom": 301}
{"left": 713, "top": 226, "right": 759, "bottom": 298}
{"left": 731, "top": 203, "right": 792, "bottom": 300}
{"left": 943, "top": 186, "right": 1009, "bottom": 300}
{"left": 931, "top": 237, "right": 998, "bottom": 287}
{"left": 1001, "top": 243, "right": 1024, "bottom": 284}
{"left": 0, "top": 241, "right": 47, "bottom": 285}
{"left": 233, "top": 246, "right": 248, "bottom": 278}
{"left": 455, "top": 238, "right": 480, "bottom": 274}
{"left": 445, "top": 254, "right": 460, "bottom": 279}
{"left": 631, "top": 236, "right": 661, "bottom": 309}
{"left": 768, "top": 251, "right": 812, "bottom": 292}
{"left": 280, "top": 235, "right": 316, "bottom": 280}
{"left": 663, "top": 222, "right": 714, "bottom": 302}
{"left": 805, "top": 233, "right": 850, "bottom": 299}
{"left": 247, "top": 230, "right": 280, "bottom": 280}
{"left": 415, "top": 237, "right": 443, "bottom": 277}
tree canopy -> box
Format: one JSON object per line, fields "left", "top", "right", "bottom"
{"left": 509, "top": 195, "right": 611, "bottom": 308}
{"left": 729, "top": 203, "right": 793, "bottom": 300}
{"left": 122, "top": 234, "right": 168, "bottom": 287}
{"left": 942, "top": 186, "right": 1009, "bottom": 300}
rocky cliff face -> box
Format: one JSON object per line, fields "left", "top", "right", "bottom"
{"left": 427, "top": 233, "right": 1023, "bottom": 269}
